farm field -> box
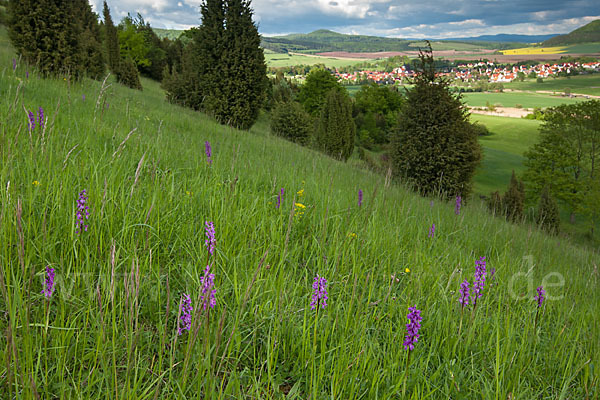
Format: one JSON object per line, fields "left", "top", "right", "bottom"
{"left": 462, "top": 91, "right": 584, "bottom": 108}
{"left": 500, "top": 46, "right": 567, "bottom": 55}
{"left": 470, "top": 115, "right": 541, "bottom": 195}
{"left": 265, "top": 52, "right": 375, "bottom": 68}
{"left": 504, "top": 74, "right": 600, "bottom": 96}
{"left": 500, "top": 43, "right": 600, "bottom": 55}
{"left": 1, "top": 25, "right": 599, "bottom": 399}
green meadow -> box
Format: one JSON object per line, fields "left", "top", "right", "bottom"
{"left": 504, "top": 74, "right": 600, "bottom": 96}
{"left": 1, "top": 26, "right": 599, "bottom": 399}
{"left": 470, "top": 115, "right": 541, "bottom": 195}
{"left": 462, "top": 91, "right": 585, "bottom": 108}
{"left": 265, "top": 52, "right": 376, "bottom": 68}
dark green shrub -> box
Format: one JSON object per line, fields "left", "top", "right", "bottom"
{"left": 270, "top": 101, "right": 312, "bottom": 145}
{"left": 118, "top": 58, "right": 142, "bottom": 90}
{"left": 502, "top": 171, "right": 525, "bottom": 222}
{"left": 537, "top": 187, "right": 560, "bottom": 234}
{"left": 391, "top": 43, "right": 481, "bottom": 199}
{"left": 472, "top": 122, "right": 492, "bottom": 136}
{"left": 315, "top": 88, "right": 355, "bottom": 161}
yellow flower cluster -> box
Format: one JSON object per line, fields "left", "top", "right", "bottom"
{"left": 297, "top": 188, "right": 304, "bottom": 198}
{"left": 294, "top": 202, "right": 306, "bottom": 219}
{"left": 32, "top": 180, "right": 40, "bottom": 186}
{"left": 347, "top": 232, "right": 357, "bottom": 239}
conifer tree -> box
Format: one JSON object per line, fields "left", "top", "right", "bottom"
{"left": 74, "top": 0, "right": 105, "bottom": 79}
{"left": 102, "top": 1, "right": 120, "bottom": 73}
{"left": 218, "top": 0, "right": 267, "bottom": 129}
{"left": 8, "top": 0, "right": 83, "bottom": 77}
{"left": 537, "top": 187, "right": 560, "bottom": 234}
{"left": 102, "top": 1, "right": 141, "bottom": 90}
{"left": 163, "top": 0, "right": 266, "bottom": 129}
{"left": 315, "top": 88, "right": 355, "bottom": 161}
{"left": 391, "top": 42, "right": 481, "bottom": 199}
{"left": 502, "top": 170, "right": 525, "bottom": 222}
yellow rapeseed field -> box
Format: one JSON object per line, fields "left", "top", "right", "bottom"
{"left": 500, "top": 46, "right": 567, "bottom": 55}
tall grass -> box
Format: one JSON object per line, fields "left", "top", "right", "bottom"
{"left": 1, "top": 26, "right": 599, "bottom": 398}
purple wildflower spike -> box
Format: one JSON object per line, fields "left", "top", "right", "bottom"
{"left": 458, "top": 279, "right": 470, "bottom": 308}
{"left": 200, "top": 266, "right": 216, "bottom": 310}
{"left": 310, "top": 274, "right": 328, "bottom": 310}
{"left": 534, "top": 286, "right": 545, "bottom": 308}
{"left": 12, "top": 58, "right": 16, "bottom": 71}
{"left": 75, "top": 189, "right": 90, "bottom": 234}
{"left": 178, "top": 293, "right": 193, "bottom": 335}
{"left": 429, "top": 223, "right": 435, "bottom": 238}
{"left": 42, "top": 266, "right": 56, "bottom": 300}
{"left": 205, "top": 221, "right": 215, "bottom": 256}
{"left": 38, "top": 107, "right": 45, "bottom": 130}
{"left": 82, "top": 94, "right": 86, "bottom": 101}
{"left": 28, "top": 110, "right": 35, "bottom": 132}
{"left": 455, "top": 195, "right": 462, "bottom": 215}
{"left": 276, "top": 188, "right": 284, "bottom": 209}
{"left": 403, "top": 306, "right": 422, "bottom": 351}
{"left": 205, "top": 141, "right": 212, "bottom": 165}
{"left": 358, "top": 189, "right": 363, "bottom": 207}
{"left": 472, "top": 257, "right": 486, "bottom": 305}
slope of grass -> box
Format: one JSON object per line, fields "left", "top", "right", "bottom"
{"left": 470, "top": 115, "right": 541, "bottom": 194}
{"left": 1, "top": 26, "right": 599, "bottom": 399}
{"left": 504, "top": 74, "right": 600, "bottom": 96}
{"left": 463, "top": 91, "right": 585, "bottom": 108}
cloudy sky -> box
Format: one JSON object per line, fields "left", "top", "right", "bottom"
{"left": 90, "top": 0, "right": 600, "bottom": 38}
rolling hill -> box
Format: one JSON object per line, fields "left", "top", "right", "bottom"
{"left": 261, "top": 29, "right": 525, "bottom": 54}
{"left": 442, "top": 34, "right": 557, "bottom": 43}
{"left": 543, "top": 19, "right": 600, "bottom": 46}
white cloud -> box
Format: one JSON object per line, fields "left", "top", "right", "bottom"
{"left": 448, "top": 19, "right": 485, "bottom": 26}
{"left": 89, "top": 1, "right": 600, "bottom": 38}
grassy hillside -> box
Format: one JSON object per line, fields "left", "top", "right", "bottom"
{"left": 471, "top": 115, "right": 541, "bottom": 195}
{"left": 543, "top": 19, "right": 600, "bottom": 46}
{"left": 1, "top": 26, "right": 599, "bottom": 399}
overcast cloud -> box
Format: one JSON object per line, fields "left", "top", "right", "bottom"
{"left": 90, "top": 0, "right": 600, "bottom": 38}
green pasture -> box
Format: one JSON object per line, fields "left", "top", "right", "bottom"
{"left": 564, "top": 42, "right": 600, "bottom": 53}
{"left": 470, "top": 115, "right": 541, "bottom": 195}
{"left": 462, "top": 91, "right": 585, "bottom": 108}
{"left": 265, "top": 52, "right": 376, "bottom": 68}
{"left": 504, "top": 73, "right": 600, "bottom": 96}
{"left": 1, "top": 25, "right": 599, "bottom": 398}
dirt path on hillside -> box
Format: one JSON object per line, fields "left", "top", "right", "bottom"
{"left": 469, "top": 107, "right": 531, "bottom": 118}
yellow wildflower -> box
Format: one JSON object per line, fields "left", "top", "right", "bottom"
{"left": 405, "top": 267, "right": 410, "bottom": 273}
{"left": 297, "top": 189, "right": 304, "bottom": 198}
{"left": 32, "top": 180, "right": 40, "bottom": 186}
{"left": 347, "top": 232, "right": 357, "bottom": 239}
{"left": 294, "top": 202, "right": 305, "bottom": 218}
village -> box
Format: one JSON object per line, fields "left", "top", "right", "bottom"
{"left": 332, "top": 60, "right": 600, "bottom": 84}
